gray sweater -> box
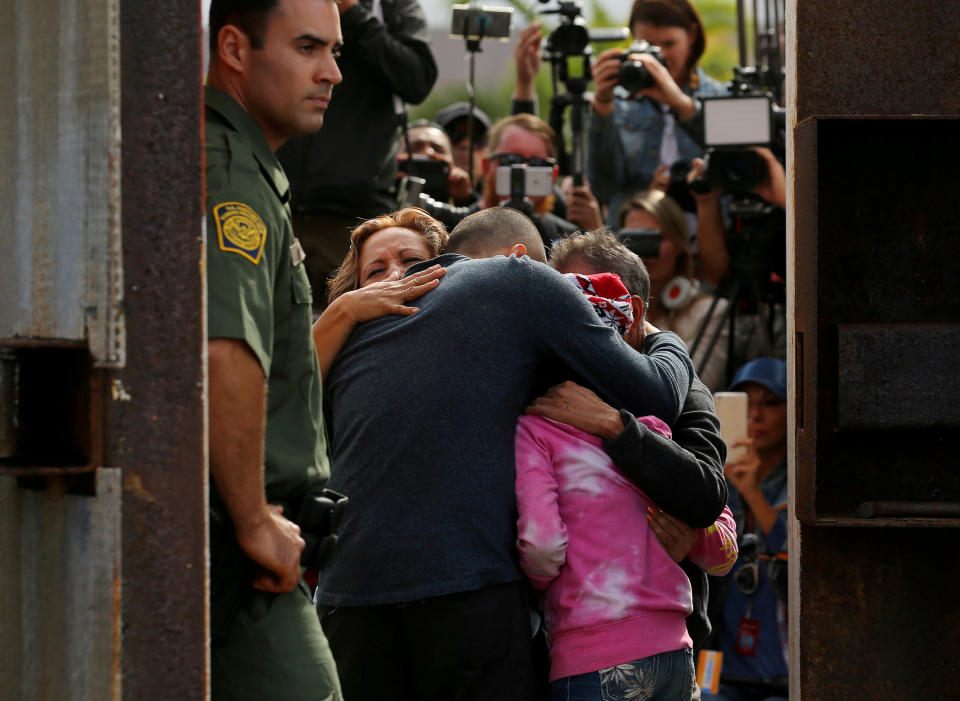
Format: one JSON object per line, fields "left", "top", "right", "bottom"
{"left": 318, "top": 254, "right": 694, "bottom": 606}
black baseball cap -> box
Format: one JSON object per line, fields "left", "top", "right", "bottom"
{"left": 435, "top": 102, "right": 491, "bottom": 143}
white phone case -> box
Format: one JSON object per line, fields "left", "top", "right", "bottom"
{"left": 713, "top": 391, "right": 748, "bottom": 463}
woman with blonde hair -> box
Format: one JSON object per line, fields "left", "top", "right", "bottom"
{"left": 312, "top": 207, "right": 448, "bottom": 377}
{"left": 620, "top": 189, "right": 729, "bottom": 391}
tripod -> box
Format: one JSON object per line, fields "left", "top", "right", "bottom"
{"left": 689, "top": 198, "right": 786, "bottom": 384}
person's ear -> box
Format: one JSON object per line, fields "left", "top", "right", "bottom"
{"left": 481, "top": 156, "right": 492, "bottom": 177}
{"left": 630, "top": 294, "right": 645, "bottom": 323}
{"left": 508, "top": 243, "right": 527, "bottom": 258}
{"left": 624, "top": 295, "right": 645, "bottom": 349}
{"left": 217, "top": 25, "right": 250, "bottom": 74}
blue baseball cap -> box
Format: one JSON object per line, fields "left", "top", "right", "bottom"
{"left": 729, "top": 357, "right": 787, "bottom": 400}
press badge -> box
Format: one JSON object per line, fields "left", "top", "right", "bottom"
{"left": 696, "top": 650, "right": 723, "bottom": 694}
{"left": 737, "top": 617, "right": 761, "bottom": 656}
{"left": 290, "top": 239, "right": 306, "bottom": 266}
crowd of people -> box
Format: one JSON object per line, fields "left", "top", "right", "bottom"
{"left": 203, "top": 0, "right": 789, "bottom": 699}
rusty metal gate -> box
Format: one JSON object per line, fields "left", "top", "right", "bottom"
{"left": 1, "top": 1, "right": 207, "bottom": 698}
{"left": 790, "top": 0, "right": 960, "bottom": 697}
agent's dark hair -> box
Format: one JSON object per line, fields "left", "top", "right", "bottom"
{"left": 549, "top": 229, "right": 650, "bottom": 310}
{"left": 447, "top": 208, "right": 547, "bottom": 263}
{"left": 628, "top": 0, "right": 706, "bottom": 72}
{"left": 209, "top": 0, "right": 279, "bottom": 58}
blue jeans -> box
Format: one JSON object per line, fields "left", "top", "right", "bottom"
{"left": 550, "top": 648, "right": 697, "bottom": 701}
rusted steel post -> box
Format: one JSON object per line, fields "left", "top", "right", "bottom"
{"left": 791, "top": 0, "right": 960, "bottom": 698}
{"left": 110, "top": 0, "right": 207, "bottom": 697}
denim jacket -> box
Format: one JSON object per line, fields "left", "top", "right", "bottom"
{"left": 587, "top": 68, "right": 728, "bottom": 226}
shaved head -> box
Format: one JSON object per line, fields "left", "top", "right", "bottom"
{"left": 447, "top": 208, "right": 547, "bottom": 263}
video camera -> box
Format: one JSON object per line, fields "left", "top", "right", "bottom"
{"left": 697, "top": 67, "right": 786, "bottom": 193}
{"left": 537, "top": 0, "right": 627, "bottom": 184}
{"left": 398, "top": 156, "right": 451, "bottom": 203}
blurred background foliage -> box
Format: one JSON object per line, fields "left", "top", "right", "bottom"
{"left": 409, "top": 0, "right": 738, "bottom": 124}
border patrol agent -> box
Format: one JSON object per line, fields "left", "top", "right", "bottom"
{"left": 204, "top": 0, "right": 343, "bottom": 698}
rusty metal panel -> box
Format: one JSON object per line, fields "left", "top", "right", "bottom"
{"left": 0, "top": 0, "right": 124, "bottom": 367}
{"left": 837, "top": 324, "right": 960, "bottom": 429}
{"left": 111, "top": 0, "right": 208, "bottom": 698}
{"left": 798, "top": 527, "right": 960, "bottom": 698}
{"left": 795, "top": 0, "right": 960, "bottom": 120}
{"left": 0, "top": 470, "right": 122, "bottom": 700}
{"left": 793, "top": 116, "right": 960, "bottom": 524}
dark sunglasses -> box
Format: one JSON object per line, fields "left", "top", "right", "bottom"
{"left": 491, "top": 153, "right": 557, "bottom": 168}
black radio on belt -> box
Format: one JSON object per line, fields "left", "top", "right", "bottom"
{"left": 297, "top": 488, "right": 349, "bottom": 570}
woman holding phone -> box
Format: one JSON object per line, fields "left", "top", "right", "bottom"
{"left": 706, "top": 357, "right": 789, "bottom": 701}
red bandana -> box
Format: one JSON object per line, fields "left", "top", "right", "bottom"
{"left": 563, "top": 272, "right": 634, "bottom": 337}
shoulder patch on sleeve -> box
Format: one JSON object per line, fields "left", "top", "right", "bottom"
{"left": 213, "top": 201, "right": 268, "bottom": 264}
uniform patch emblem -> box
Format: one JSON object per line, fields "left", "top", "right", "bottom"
{"left": 213, "top": 202, "right": 267, "bottom": 264}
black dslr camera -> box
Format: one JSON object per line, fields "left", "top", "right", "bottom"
{"left": 617, "top": 41, "right": 668, "bottom": 93}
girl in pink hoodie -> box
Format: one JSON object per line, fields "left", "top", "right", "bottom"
{"left": 515, "top": 272, "right": 736, "bottom": 701}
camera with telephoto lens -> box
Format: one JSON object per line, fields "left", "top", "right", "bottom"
{"left": 296, "top": 488, "right": 349, "bottom": 570}
{"left": 617, "top": 41, "right": 668, "bottom": 93}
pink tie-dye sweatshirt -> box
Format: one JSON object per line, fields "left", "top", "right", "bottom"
{"left": 515, "top": 414, "right": 737, "bottom": 682}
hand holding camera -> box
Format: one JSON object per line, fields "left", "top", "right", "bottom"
{"left": 591, "top": 45, "right": 695, "bottom": 120}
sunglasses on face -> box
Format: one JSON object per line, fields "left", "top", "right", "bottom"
{"left": 491, "top": 153, "right": 557, "bottom": 168}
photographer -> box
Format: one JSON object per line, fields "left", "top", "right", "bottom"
{"left": 588, "top": 0, "right": 728, "bottom": 226}
{"left": 479, "top": 114, "right": 580, "bottom": 243}
{"left": 689, "top": 147, "right": 786, "bottom": 285}
{"left": 397, "top": 119, "right": 476, "bottom": 207}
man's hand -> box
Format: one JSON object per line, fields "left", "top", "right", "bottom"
{"left": 209, "top": 339, "right": 303, "bottom": 593}
{"left": 514, "top": 23, "right": 543, "bottom": 102}
{"left": 647, "top": 507, "right": 697, "bottom": 562}
{"left": 565, "top": 184, "right": 604, "bottom": 231}
{"left": 449, "top": 166, "right": 473, "bottom": 204}
{"left": 749, "top": 147, "right": 786, "bottom": 208}
{"left": 650, "top": 164, "right": 671, "bottom": 193}
{"left": 525, "top": 381, "right": 624, "bottom": 439}
{"left": 591, "top": 47, "right": 622, "bottom": 116}
{"left": 687, "top": 158, "right": 721, "bottom": 201}
{"left": 235, "top": 504, "right": 307, "bottom": 593}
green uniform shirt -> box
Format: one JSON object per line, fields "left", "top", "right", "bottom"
{"left": 204, "top": 86, "right": 329, "bottom": 503}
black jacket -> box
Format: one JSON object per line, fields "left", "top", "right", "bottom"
{"left": 602, "top": 362, "right": 728, "bottom": 648}
{"left": 278, "top": 0, "right": 437, "bottom": 219}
